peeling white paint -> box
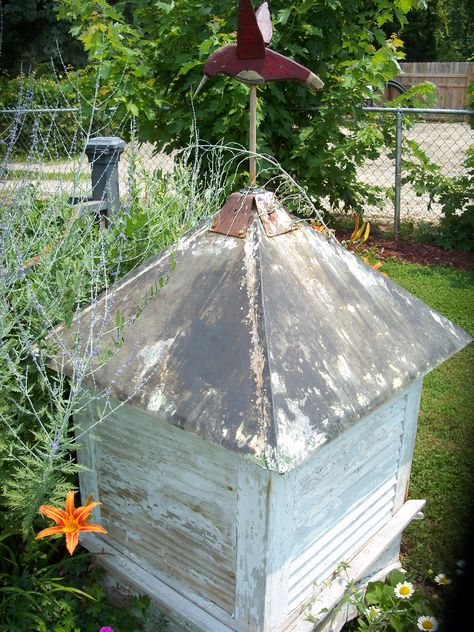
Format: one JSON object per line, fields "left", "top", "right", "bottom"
{"left": 337, "top": 355, "right": 352, "bottom": 380}
{"left": 242, "top": 221, "right": 268, "bottom": 457}
{"left": 275, "top": 404, "right": 327, "bottom": 471}
{"left": 137, "top": 337, "right": 176, "bottom": 380}
{"left": 249, "top": 434, "right": 260, "bottom": 451}
{"left": 375, "top": 373, "right": 387, "bottom": 387}
{"left": 357, "top": 393, "right": 370, "bottom": 407}
{"left": 235, "top": 421, "right": 247, "bottom": 447}
{"left": 320, "top": 371, "right": 336, "bottom": 392}
{"left": 337, "top": 329, "right": 352, "bottom": 343}
{"left": 271, "top": 372, "right": 287, "bottom": 394}
{"left": 191, "top": 235, "right": 238, "bottom": 256}
{"left": 330, "top": 405, "right": 345, "bottom": 418}
{"left": 147, "top": 390, "right": 169, "bottom": 412}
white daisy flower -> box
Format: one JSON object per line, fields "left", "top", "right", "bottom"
{"left": 434, "top": 573, "right": 451, "bottom": 585}
{"left": 417, "top": 615, "right": 439, "bottom": 630}
{"left": 393, "top": 580, "right": 414, "bottom": 599}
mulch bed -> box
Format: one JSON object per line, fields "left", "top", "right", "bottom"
{"left": 336, "top": 231, "right": 474, "bottom": 271}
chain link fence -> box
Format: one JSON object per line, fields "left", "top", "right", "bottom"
{"left": 357, "top": 107, "right": 473, "bottom": 236}
{"left": 0, "top": 107, "right": 87, "bottom": 198}
{"left": 0, "top": 108, "right": 82, "bottom": 161}
{"left": 0, "top": 108, "right": 172, "bottom": 200}
{"left": 1, "top": 106, "right": 473, "bottom": 238}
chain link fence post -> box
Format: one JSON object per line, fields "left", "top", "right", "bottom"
{"left": 394, "top": 108, "right": 403, "bottom": 241}
{"left": 85, "top": 136, "right": 126, "bottom": 219}
{"left": 357, "top": 107, "right": 474, "bottom": 232}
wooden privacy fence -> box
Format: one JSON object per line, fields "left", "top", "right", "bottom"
{"left": 394, "top": 62, "right": 474, "bottom": 109}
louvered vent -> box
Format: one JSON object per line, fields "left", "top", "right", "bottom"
{"left": 287, "top": 392, "right": 407, "bottom": 612}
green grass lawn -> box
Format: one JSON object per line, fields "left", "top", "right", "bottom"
{"left": 380, "top": 258, "right": 474, "bottom": 578}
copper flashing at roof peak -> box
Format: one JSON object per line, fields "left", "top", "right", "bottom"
{"left": 210, "top": 189, "right": 294, "bottom": 238}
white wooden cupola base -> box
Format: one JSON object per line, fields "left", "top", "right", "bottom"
{"left": 84, "top": 498, "right": 424, "bottom": 632}
{"left": 77, "top": 380, "right": 426, "bottom": 632}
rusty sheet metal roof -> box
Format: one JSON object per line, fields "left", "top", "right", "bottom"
{"left": 58, "top": 215, "right": 471, "bottom": 472}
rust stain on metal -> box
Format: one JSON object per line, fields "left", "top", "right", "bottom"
{"left": 210, "top": 192, "right": 254, "bottom": 238}
{"left": 254, "top": 191, "right": 294, "bottom": 237}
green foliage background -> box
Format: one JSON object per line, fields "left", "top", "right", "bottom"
{"left": 55, "top": 0, "right": 430, "bottom": 215}
{"left": 0, "top": 0, "right": 87, "bottom": 74}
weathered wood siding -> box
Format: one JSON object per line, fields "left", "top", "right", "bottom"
{"left": 76, "top": 380, "right": 423, "bottom": 632}
{"left": 395, "top": 62, "right": 474, "bottom": 109}
{"left": 76, "top": 398, "right": 239, "bottom": 615}
{"left": 284, "top": 384, "right": 419, "bottom": 614}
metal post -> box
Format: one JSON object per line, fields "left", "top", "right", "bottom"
{"left": 85, "top": 137, "right": 126, "bottom": 219}
{"left": 249, "top": 85, "right": 257, "bottom": 187}
{"left": 394, "top": 109, "right": 403, "bottom": 241}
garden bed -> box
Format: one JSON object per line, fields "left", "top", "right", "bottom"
{"left": 338, "top": 230, "right": 474, "bottom": 270}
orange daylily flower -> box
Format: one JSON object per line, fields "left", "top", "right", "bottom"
{"left": 36, "top": 490, "right": 107, "bottom": 555}
{"left": 362, "top": 257, "right": 383, "bottom": 270}
{"left": 362, "top": 256, "right": 388, "bottom": 276}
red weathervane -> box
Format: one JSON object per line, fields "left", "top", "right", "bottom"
{"left": 197, "top": 0, "right": 324, "bottom": 237}
{"left": 197, "top": 0, "right": 323, "bottom": 91}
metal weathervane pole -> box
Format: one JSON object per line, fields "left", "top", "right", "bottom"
{"left": 249, "top": 85, "right": 257, "bottom": 187}
{"left": 195, "top": 0, "right": 324, "bottom": 238}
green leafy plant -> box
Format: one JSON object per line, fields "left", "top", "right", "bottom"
{"left": 309, "top": 566, "right": 454, "bottom": 631}
{"left": 350, "top": 569, "right": 447, "bottom": 631}
{"left": 1, "top": 135, "right": 225, "bottom": 627}
{"left": 403, "top": 140, "right": 474, "bottom": 251}
{"left": 0, "top": 529, "right": 163, "bottom": 631}
{"left": 399, "top": 0, "right": 473, "bottom": 62}
{"left": 0, "top": 137, "right": 222, "bottom": 532}
{"left": 343, "top": 213, "right": 372, "bottom": 250}
{"left": 0, "top": 529, "right": 92, "bottom": 629}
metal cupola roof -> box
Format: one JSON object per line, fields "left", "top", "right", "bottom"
{"left": 56, "top": 208, "right": 471, "bottom": 473}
